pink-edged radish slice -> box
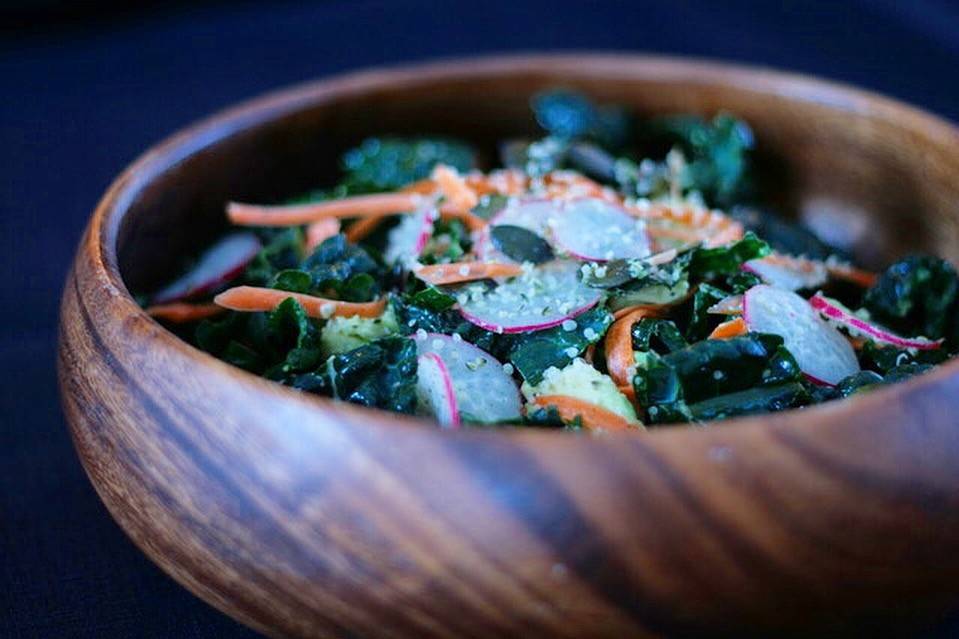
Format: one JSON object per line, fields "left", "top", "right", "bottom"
{"left": 550, "top": 198, "right": 651, "bottom": 261}
{"left": 809, "top": 294, "right": 943, "bottom": 351}
{"left": 415, "top": 352, "right": 460, "bottom": 428}
{"left": 457, "top": 260, "right": 601, "bottom": 334}
{"left": 413, "top": 332, "right": 522, "bottom": 423}
{"left": 384, "top": 201, "right": 438, "bottom": 266}
{"left": 475, "top": 198, "right": 561, "bottom": 261}
{"left": 743, "top": 285, "right": 859, "bottom": 386}
{"left": 707, "top": 294, "right": 744, "bottom": 316}
{"left": 743, "top": 254, "right": 828, "bottom": 291}
{"left": 152, "top": 232, "right": 261, "bottom": 304}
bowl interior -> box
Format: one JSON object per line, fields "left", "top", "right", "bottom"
{"left": 114, "top": 55, "right": 959, "bottom": 299}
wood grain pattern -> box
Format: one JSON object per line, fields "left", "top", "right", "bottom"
{"left": 58, "top": 54, "right": 959, "bottom": 638}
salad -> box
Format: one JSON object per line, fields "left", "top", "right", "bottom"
{"left": 142, "top": 91, "right": 959, "bottom": 430}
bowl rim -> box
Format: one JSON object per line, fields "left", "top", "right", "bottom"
{"left": 83, "top": 51, "right": 959, "bottom": 440}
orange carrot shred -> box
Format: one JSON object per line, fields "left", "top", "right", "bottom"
{"left": 529, "top": 395, "right": 639, "bottom": 431}
{"left": 432, "top": 164, "right": 479, "bottom": 211}
{"left": 708, "top": 316, "right": 748, "bottom": 340}
{"left": 344, "top": 215, "right": 388, "bottom": 243}
{"left": 146, "top": 302, "right": 225, "bottom": 323}
{"left": 826, "top": 263, "right": 878, "bottom": 288}
{"left": 214, "top": 286, "right": 386, "bottom": 319}
{"left": 438, "top": 204, "right": 488, "bottom": 231}
{"left": 227, "top": 192, "right": 422, "bottom": 227}
{"left": 414, "top": 261, "right": 523, "bottom": 285}
{"left": 605, "top": 306, "right": 667, "bottom": 392}
{"left": 304, "top": 218, "right": 341, "bottom": 253}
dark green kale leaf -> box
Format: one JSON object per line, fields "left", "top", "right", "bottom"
{"left": 244, "top": 228, "right": 304, "bottom": 286}
{"left": 631, "top": 318, "right": 687, "bottom": 354}
{"left": 687, "top": 383, "right": 809, "bottom": 421}
{"left": 730, "top": 205, "right": 844, "bottom": 261}
{"left": 883, "top": 363, "right": 935, "bottom": 384}
{"left": 689, "top": 232, "right": 770, "bottom": 280}
{"left": 290, "top": 336, "right": 418, "bottom": 414}
{"left": 632, "top": 351, "right": 691, "bottom": 425}
{"left": 195, "top": 298, "right": 322, "bottom": 376}
{"left": 301, "top": 234, "right": 383, "bottom": 302}
{"left": 523, "top": 404, "right": 582, "bottom": 430}
{"left": 661, "top": 333, "right": 800, "bottom": 403}
{"left": 684, "top": 283, "right": 729, "bottom": 342}
{"left": 390, "top": 294, "right": 514, "bottom": 362}
{"left": 863, "top": 256, "right": 959, "bottom": 345}
{"left": 835, "top": 370, "right": 884, "bottom": 397}
{"left": 508, "top": 307, "right": 613, "bottom": 384}
{"left": 858, "top": 340, "right": 949, "bottom": 374}
{"left": 406, "top": 286, "right": 457, "bottom": 312}
{"left": 340, "top": 137, "right": 477, "bottom": 193}
{"left": 532, "top": 90, "right": 631, "bottom": 149}
{"left": 635, "top": 333, "right": 803, "bottom": 424}
{"left": 490, "top": 225, "right": 554, "bottom": 264}
{"left": 645, "top": 112, "right": 754, "bottom": 207}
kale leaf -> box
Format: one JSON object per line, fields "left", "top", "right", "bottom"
{"left": 863, "top": 255, "right": 959, "bottom": 345}
{"left": 290, "top": 336, "right": 418, "bottom": 414}
{"left": 645, "top": 113, "right": 754, "bottom": 207}
{"left": 340, "top": 137, "right": 477, "bottom": 193}
{"left": 687, "top": 383, "right": 809, "bottom": 421}
{"left": 532, "top": 90, "right": 631, "bottom": 149}
{"left": 301, "top": 234, "right": 383, "bottom": 302}
{"left": 244, "top": 228, "right": 304, "bottom": 286}
{"left": 631, "top": 318, "right": 688, "bottom": 354}
{"left": 689, "top": 232, "right": 770, "bottom": 280}
{"left": 508, "top": 307, "right": 613, "bottom": 384}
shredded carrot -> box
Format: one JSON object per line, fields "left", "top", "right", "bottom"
{"left": 612, "top": 304, "right": 671, "bottom": 320}
{"left": 432, "top": 164, "right": 479, "bottom": 211}
{"left": 414, "top": 261, "right": 523, "bottom": 285}
{"left": 304, "top": 218, "right": 341, "bottom": 253}
{"left": 826, "top": 262, "right": 878, "bottom": 288}
{"left": 344, "top": 215, "right": 388, "bottom": 243}
{"left": 708, "top": 316, "right": 747, "bottom": 339}
{"left": 847, "top": 336, "right": 867, "bottom": 350}
{"left": 227, "top": 192, "right": 422, "bottom": 227}
{"left": 214, "top": 286, "right": 386, "bottom": 318}
{"left": 605, "top": 306, "right": 667, "bottom": 397}
{"left": 529, "top": 395, "right": 639, "bottom": 431}
{"left": 344, "top": 180, "right": 449, "bottom": 242}
{"left": 146, "top": 302, "right": 225, "bottom": 323}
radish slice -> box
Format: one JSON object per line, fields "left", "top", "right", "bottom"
{"left": 415, "top": 352, "right": 460, "bottom": 428}
{"left": 743, "top": 254, "right": 828, "bottom": 291}
{"left": 414, "top": 333, "right": 522, "bottom": 423}
{"left": 809, "top": 294, "right": 943, "bottom": 351}
{"left": 550, "top": 198, "right": 651, "bottom": 261}
{"left": 384, "top": 201, "right": 437, "bottom": 266}
{"left": 743, "top": 285, "right": 859, "bottom": 385}
{"left": 707, "top": 294, "right": 744, "bottom": 316}
{"left": 152, "top": 232, "right": 261, "bottom": 304}
{"left": 475, "top": 198, "right": 561, "bottom": 261}
{"left": 457, "top": 260, "right": 601, "bottom": 334}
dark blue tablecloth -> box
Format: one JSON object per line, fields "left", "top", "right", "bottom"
{"left": 4, "top": 1, "right": 959, "bottom": 636}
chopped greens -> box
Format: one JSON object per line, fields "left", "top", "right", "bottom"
{"left": 142, "top": 88, "right": 957, "bottom": 431}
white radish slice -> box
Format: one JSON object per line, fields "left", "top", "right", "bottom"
{"left": 457, "top": 260, "right": 601, "bottom": 334}
{"left": 743, "top": 285, "right": 859, "bottom": 386}
{"left": 743, "top": 254, "right": 828, "bottom": 291}
{"left": 384, "top": 201, "right": 437, "bottom": 266}
{"left": 475, "top": 198, "right": 561, "bottom": 261}
{"left": 707, "top": 294, "right": 744, "bottom": 316}
{"left": 415, "top": 352, "right": 460, "bottom": 428}
{"left": 152, "top": 232, "right": 261, "bottom": 304}
{"left": 809, "top": 294, "right": 943, "bottom": 351}
{"left": 414, "top": 333, "right": 522, "bottom": 423}
{"left": 550, "top": 198, "right": 651, "bottom": 261}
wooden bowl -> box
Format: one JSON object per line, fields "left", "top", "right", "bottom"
{"left": 59, "top": 54, "right": 959, "bottom": 638}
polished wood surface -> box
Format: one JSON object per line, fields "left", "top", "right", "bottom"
{"left": 59, "top": 54, "right": 959, "bottom": 638}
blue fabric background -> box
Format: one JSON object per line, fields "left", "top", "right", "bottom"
{"left": 3, "top": 1, "right": 959, "bottom": 636}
